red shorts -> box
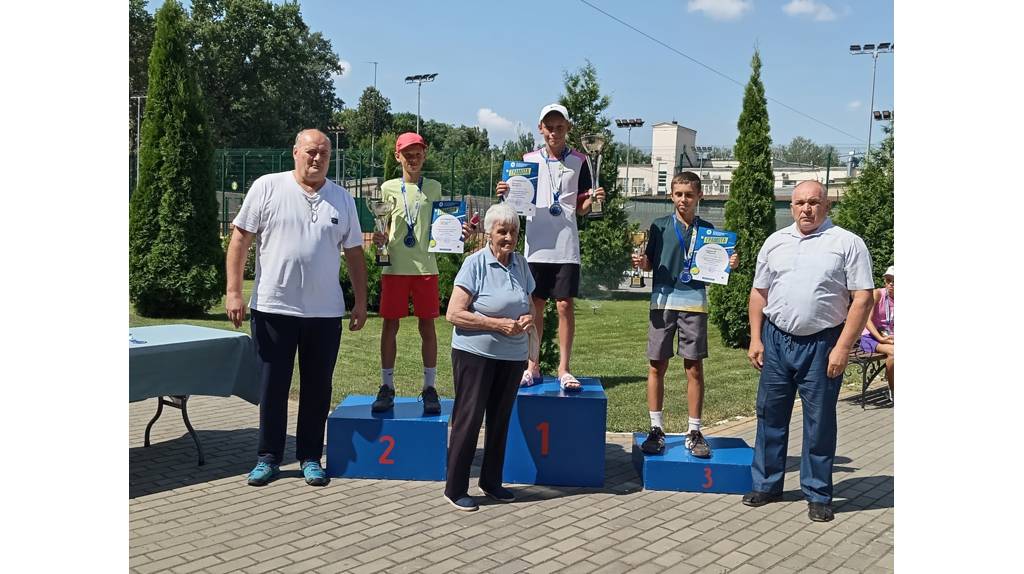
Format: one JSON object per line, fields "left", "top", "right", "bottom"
{"left": 380, "top": 274, "right": 440, "bottom": 319}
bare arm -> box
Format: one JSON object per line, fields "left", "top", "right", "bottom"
{"left": 826, "top": 289, "right": 875, "bottom": 377}
{"left": 225, "top": 227, "right": 255, "bottom": 328}
{"left": 862, "top": 289, "right": 890, "bottom": 341}
{"left": 747, "top": 287, "right": 769, "bottom": 370}
{"left": 343, "top": 246, "right": 368, "bottom": 331}
{"left": 445, "top": 286, "right": 531, "bottom": 336}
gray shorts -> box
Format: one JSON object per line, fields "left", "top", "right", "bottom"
{"left": 647, "top": 309, "right": 709, "bottom": 361}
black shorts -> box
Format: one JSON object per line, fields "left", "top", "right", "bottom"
{"left": 529, "top": 262, "right": 580, "bottom": 300}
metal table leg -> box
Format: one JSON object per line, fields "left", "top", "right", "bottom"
{"left": 142, "top": 395, "right": 205, "bottom": 466}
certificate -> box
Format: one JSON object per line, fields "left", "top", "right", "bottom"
{"left": 428, "top": 200, "right": 467, "bottom": 253}
{"left": 502, "top": 160, "right": 538, "bottom": 216}
{"left": 689, "top": 227, "right": 737, "bottom": 285}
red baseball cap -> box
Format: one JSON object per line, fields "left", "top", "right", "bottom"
{"left": 395, "top": 132, "right": 427, "bottom": 153}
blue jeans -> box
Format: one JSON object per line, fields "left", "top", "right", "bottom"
{"left": 752, "top": 320, "right": 843, "bottom": 504}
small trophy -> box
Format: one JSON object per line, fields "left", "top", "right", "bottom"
{"left": 580, "top": 133, "right": 606, "bottom": 219}
{"left": 630, "top": 231, "right": 648, "bottom": 288}
{"left": 368, "top": 197, "right": 395, "bottom": 266}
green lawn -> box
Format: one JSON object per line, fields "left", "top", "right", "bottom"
{"left": 129, "top": 283, "right": 862, "bottom": 433}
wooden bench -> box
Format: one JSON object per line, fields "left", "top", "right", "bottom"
{"left": 847, "top": 344, "right": 887, "bottom": 409}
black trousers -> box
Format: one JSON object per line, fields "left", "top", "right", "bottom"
{"left": 445, "top": 348, "right": 525, "bottom": 499}
{"left": 250, "top": 309, "right": 342, "bottom": 465}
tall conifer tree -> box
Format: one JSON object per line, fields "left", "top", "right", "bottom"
{"left": 129, "top": 0, "right": 224, "bottom": 317}
{"left": 708, "top": 50, "right": 777, "bottom": 347}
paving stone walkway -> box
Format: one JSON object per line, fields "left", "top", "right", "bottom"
{"left": 129, "top": 386, "right": 893, "bottom": 573}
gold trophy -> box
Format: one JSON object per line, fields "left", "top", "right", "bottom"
{"left": 368, "top": 196, "right": 395, "bottom": 266}
{"left": 580, "top": 133, "right": 606, "bottom": 219}
{"left": 630, "top": 231, "right": 648, "bottom": 288}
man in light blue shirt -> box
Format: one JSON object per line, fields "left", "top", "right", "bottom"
{"left": 743, "top": 181, "right": 875, "bottom": 522}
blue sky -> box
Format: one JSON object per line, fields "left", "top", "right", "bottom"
{"left": 165, "top": 0, "right": 894, "bottom": 154}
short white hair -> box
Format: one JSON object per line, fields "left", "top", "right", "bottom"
{"left": 294, "top": 128, "right": 329, "bottom": 148}
{"left": 484, "top": 202, "right": 519, "bottom": 235}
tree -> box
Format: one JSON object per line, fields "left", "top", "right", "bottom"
{"left": 129, "top": 0, "right": 224, "bottom": 317}
{"left": 618, "top": 143, "right": 651, "bottom": 166}
{"left": 708, "top": 50, "right": 777, "bottom": 348}
{"left": 774, "top": 136, "right": 839, "bottom": 167}
{"left": 832, "top": 124, "right": 894, "bottom": 285}
{"left": 351, "top": 86, "right": 393, "bottom": 149}
{"left": 188, "top": 0, "right": 343, "bottom": 147}
{"left": 559, "top": 61, "right": 635, "bottom": 296}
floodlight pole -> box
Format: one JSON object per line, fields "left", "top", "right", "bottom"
{"left": 615, "top": 118, "right": 644, "bottom": 197}
{"left": 131, "top": 95, "right": 147, "bottom": 191}
{"left": 850, "top": 43, "right": 893, "bottom": 154}
{"left": 366, "top": 61, "right": 379, "bottom": 178}
{"left": 405, "top": 73, "right": 438, "bottom": 134}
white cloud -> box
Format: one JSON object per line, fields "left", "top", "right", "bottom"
{"left": 335, "top": 59, "right": 351, "bottom": 80}
{"left": 477, "top": 108, "right": 527, "bottom": 144}
{"left": 782, "top": 0, "right": 838, "bottom": 21}
{"left": 848, "top": 100, "right": 862, "bottom": 110}
{"left": 687, "top": 0, "right": 752, "bottom": 21}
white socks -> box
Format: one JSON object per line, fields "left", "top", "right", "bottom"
{"left": 650, "top": 411, "right": 663, "bottom": 429}
{"left": 382, "top": 368, "right": 437, "bottom": 390}
{"left": 688, "top": 417, "right": 701, "bottom": 433}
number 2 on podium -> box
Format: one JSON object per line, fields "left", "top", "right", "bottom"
{"left": 536, "top": 422, "right": 549, "bottom": 456}
{"left": 379, "top": 435, "right": 396, "bottom": 465}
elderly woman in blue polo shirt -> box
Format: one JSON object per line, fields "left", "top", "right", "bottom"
{"left": 443, "top": 203, "right": 535, "bottom": 512}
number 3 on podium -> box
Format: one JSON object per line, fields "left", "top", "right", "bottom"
{"left": 702, "top": 466, "right": 713, "bottom": 489}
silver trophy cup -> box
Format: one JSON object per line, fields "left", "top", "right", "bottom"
{"left": 368, "top": 197, "right": 395, "bottom": 266}
{"left": 580, "top": 133, "right": 606, "bottom": 218}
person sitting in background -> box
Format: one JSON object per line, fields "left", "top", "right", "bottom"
{"left": 859, "top": 266, "right": 895, "bottom": 401}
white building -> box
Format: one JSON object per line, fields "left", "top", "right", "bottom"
{"left": 617, "top": 121, "right": 859, "bottom": 198}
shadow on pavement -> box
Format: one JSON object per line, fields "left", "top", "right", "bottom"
{"left": 466, "top": 441, "right": 640, "bottom": 506}
{"left": 129, "top": 428, "right": 294, "bottom": 498}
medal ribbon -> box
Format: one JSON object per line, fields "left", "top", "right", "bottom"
{"left": 541, "top": 147, "right": 570, "bottom": 210}
{"left": 672, "top": 217, "right": 698, "bottom": 281}
{"left": 400, "top": 177, "right": 423, "bottom": 238}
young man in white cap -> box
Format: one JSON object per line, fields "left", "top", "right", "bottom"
{"left": 496, "top": 103, "right": 605, "bottom": 392}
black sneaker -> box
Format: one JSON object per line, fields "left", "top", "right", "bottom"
{"left": 685, "top": 429, "right": 711, "bottom": 458}
{"left": 371, "top": 385, "right": 395, "bottom": 412}
{"left": 641, "top": 426, "right": 666, "bottom": 455}
{"left": 808, "top": 502, "right": 835, "bottom": 522}
{"left": 421, "top": 386, "right": 441, "bottom": 415}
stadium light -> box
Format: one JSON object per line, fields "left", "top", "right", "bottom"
{"left": 404, "top": 73, "right": 438, "bottom": 133}
{"left": 614, "top": 118, "right": 645, "bottom": 196}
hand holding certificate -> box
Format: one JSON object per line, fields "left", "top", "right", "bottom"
{"left": 501, "top": 160, "right": 538, "bottom": 216}
{"left": 689, "top": 227, "right": 738, "bottom": 285}
{"left": 429, "top": 200, "right": 467, "bottom": 253}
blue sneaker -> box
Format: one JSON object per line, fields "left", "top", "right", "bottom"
{"left": 444, "top": 494, "right": 478, "bottom": 512}
{"left": 480, "top": 485, "right": 515, "bottom": 503}
{"left": 301, "top": 460, "right": 329, "bottom": 486}
{"left": 246, "top": 462, "right": 279, "bottom": 486}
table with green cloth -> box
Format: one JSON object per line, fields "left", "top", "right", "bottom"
{"left": 129, "top": 324, "right": 261, "bottom": 464}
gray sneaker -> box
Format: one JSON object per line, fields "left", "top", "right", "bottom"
{"left": 421, "top": 386, "right": 441, "bottom": 415}
{"left": 685, "top": 430, "right": 711, "bottom": 458}
{"left": 372, "top": 385, "right": 395, "bottom": 412}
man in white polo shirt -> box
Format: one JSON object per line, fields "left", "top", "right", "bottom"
{"left": 495, "top": 103, "right": 605, "bottom": 392}
{"left": 225, "top": 129, "right": 368, "bottom": 487}
{"left": 743, "top": 181, "right": 874, "bottom": 522}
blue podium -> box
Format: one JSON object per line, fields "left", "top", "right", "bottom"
{"left": 631, "top": 434, "right": 753, "bottom": 494}
{"left": 326, "top": 395, "right": 454, "bottom": 481}
{"left": 503, "top": 377, "right": 607, "bottom": 487}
